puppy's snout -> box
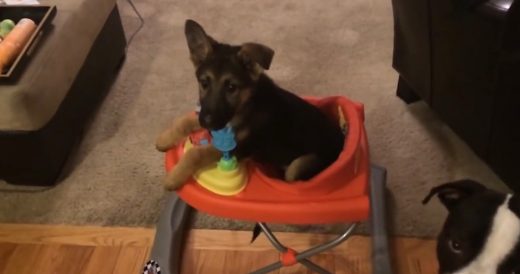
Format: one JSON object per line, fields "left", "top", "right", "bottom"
{"left": 203, "top": 115, "right": 212, "bottom": 125}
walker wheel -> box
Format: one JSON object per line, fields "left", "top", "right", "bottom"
{"left": 143, "top": 260, "right": 161, "bottom": 274}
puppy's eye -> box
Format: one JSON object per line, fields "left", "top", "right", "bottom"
{"left": 226, "top": 83, "right": 237, "bottom": 93}
{"left": 449, "top": 239, "right": 462, "bottom": 253}
{"left": 200, "top": 79, "right": 209, "bottom": 89}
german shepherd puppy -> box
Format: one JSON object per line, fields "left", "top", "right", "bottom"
{"left": 157, "top": 20, "right": 344, "bottom": 188}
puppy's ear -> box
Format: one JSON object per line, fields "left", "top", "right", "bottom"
{"left": 238, "top": 43, "right": 275, "bottom": 76}
{"left": 422, "top": 179, "right": 487, "bottom": 210}
{"left": 185, "top": 20, "right": 216, "bottom": 66}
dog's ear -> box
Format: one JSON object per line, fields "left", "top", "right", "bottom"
{"left": 185, "top": 20, "right": 216, "bottom": 66}
{"left": 422, "top": 179, "right": 487, "bottom": 211}
{"left": 510, "top": 194, "right": 520, "bottom": 218}
{"left": 238, "top": 43, "right": 275, "bottom": 72}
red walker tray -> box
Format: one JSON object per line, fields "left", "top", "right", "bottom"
{"left": 165, "top": 96, "right": 371, "bottom": 224}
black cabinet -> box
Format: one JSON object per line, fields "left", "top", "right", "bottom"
{"left": 391, "top": 0, "right": 520, "bottom": 191}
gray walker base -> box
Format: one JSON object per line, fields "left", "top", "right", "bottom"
{"left": 144, "top": 165, "right": 392, "bottom": 274}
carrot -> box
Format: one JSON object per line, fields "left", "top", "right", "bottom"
{"left": 0, "top": 18, "right": 37, "bottom": 72}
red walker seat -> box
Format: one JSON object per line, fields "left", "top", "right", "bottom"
{"left": 165, "top": 96, "right": 371, "bottom": 225}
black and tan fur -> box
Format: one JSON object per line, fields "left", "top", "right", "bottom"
{"left": 156, "top": 20, "right": 344, "bottom": 190}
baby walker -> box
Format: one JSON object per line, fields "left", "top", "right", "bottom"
{"left": 145, "top": 96, "right": 393, "bottom": 274}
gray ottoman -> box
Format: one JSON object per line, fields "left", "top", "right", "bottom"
{"left": 0, "top": 0, "right": 126, "bottom": 185}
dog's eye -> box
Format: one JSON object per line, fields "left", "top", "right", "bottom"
{"left": 449, "top": 239, "right": 462, "bottom": 253}
{"left": 226, "top": 83, "right": 237, "bottom": 93}
{"left": 200, "top": 79, "right": 209, "bottom": 89}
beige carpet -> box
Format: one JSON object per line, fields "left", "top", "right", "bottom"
{"left": 0, "top": 0, "right": 509, "bottom": 237}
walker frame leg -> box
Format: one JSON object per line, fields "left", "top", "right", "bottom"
{"left": 146, "top": 164, "right": 393, "bottom": 274}
{"left": 249, "top": 222, "right": 357, "bottom": 274}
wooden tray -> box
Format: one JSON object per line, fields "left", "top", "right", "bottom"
{"left": 0, "top": 5, "right": 57, "bottom": 82}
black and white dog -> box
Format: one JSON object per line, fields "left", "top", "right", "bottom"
{"left": 423, "top": 179, "right": 520, "bottom": 274}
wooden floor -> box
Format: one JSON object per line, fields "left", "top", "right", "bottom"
{"left": 0, "top": 224, "right": 438, "bottom": 274}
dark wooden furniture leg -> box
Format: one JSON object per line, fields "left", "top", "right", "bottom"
{"left": 396, "top": 76, "right": 421, "bottom": 104}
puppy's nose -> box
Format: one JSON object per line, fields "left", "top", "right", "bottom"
{"left": 204, "top": 115, "right": 212, "bottom": 125}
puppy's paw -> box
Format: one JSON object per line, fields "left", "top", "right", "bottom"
{"left": 155, "top": 129, "right": 185, "bottom": 152}
{"left": 162, "top": 174, "right": 186, "bottom": 191}
{"left": 155, "top": 113, "right": 201, "bottom": 152}
{"left": 285, "top": 154, "right": 322, "bottom": 182}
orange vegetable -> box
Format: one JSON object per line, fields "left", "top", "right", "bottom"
{"left": 0, "top": 18, "right": 37, "bottom": 72}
